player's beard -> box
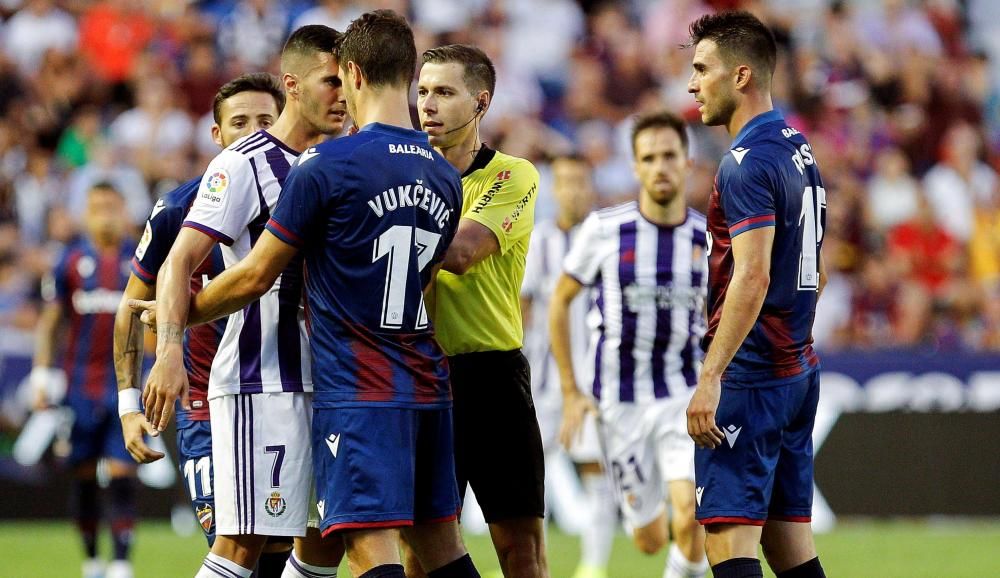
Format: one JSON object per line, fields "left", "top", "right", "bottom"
{"left": 703, "top": 91, "right": 738, "bottom": 127}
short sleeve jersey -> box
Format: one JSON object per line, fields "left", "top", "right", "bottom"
{"left": 131, "top": 178, "right": 226, "bottom": 422}
{"left": 266, "top": 123, "right": 463, "bottom": 409}
{"left": 433, "top": 146, "right": 539, "bottom": 355}
{"left": 182, "top": 130, "right": 312, "bottom": 398}
{"left": 46, "top": 237, "right": 134, "bottom": 402}
{"left": 563, "top": 202, "right": 708, "bottom": 406}
{"left": 705, "top": 110, "right": 826, "bottom": 382}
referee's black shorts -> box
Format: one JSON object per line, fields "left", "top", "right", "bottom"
{"left": 449, "top": 349, "right": 545, "bottom": 523}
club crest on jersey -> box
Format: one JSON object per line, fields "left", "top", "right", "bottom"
{"left": 201, "top": 169, "right": 230, "bottom": 207}
{"left": 265, "top": 491, "right": 287, "bottom": 517}
{"left": 196, "top": 504, "right": 214, "bottom": 533}
{"left": 135, "top": 222, "right": 153, "bottom": 261}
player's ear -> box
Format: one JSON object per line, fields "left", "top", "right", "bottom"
{"left": 348, "top": 61, "right": 364, "bottom": 90}
{"left": 283, "top": 73, "right": 299, "bottom": 98}
{"left": 211, "top": 124, "right": 223, "bottom": 148}
{"left": 476, "top": 91, "right": 490, "bottom": 114}
{"left": 735, "top": 65, "right": 752, "bottom": 90}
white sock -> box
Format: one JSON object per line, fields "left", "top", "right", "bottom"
{"left": 663, "top": 543, "right": 708, "bottom": 578}
{"left": 579, "top": 472, "right": 616, "bottom": 569}
{"left": 282, "top": 551, "right": 338, "bottom": 578}
{"left": 196, "top": 552, "right": 253, "bottom": 578}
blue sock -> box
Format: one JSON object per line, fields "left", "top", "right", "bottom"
{"left": 712, "top": 557, "right": 763, "bottom": 578}
{"left": 428, "top": 554, "right": 480, "bottom": 578}
{"left": 777, "top": 557, "right": 826, "bottom": 578}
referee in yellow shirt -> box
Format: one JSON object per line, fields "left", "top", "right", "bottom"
{"left": 417, "top": 45, "right": 548, "bottom": 578}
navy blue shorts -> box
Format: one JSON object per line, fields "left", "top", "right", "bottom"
{"left": 694, "top": 369, "right": 820, "bottom": 526}
{"left": 313, "top": 406, "right": 461, "bottom": 536}
{"left": 67, "top": 395, "right": 130, "bottom": 466}
{"left": 177, "top": 419, "right": 216, "bottom": 545}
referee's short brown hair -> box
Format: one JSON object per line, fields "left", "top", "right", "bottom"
{"left": 422, "top": 44, "right": 496, "bottom": 98}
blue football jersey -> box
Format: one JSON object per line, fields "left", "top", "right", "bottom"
{"left": 704, "top": 110, "right": 825, "bottom": 382}
{"left": 132, "top": 178, "right": 227, "bottom": 422}
{"left": 267, "top": 123, "right": 463, "bottom": 409}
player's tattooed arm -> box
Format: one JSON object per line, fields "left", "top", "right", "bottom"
{"left": 156, "top": 323, "right": 184, "bottom": 344}
{"left": 114, "top": 275, "right": 155, "bottom": 392}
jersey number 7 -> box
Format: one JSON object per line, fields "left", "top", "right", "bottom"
{"left": 373, "top": 225, "right": 442, "bottom": 330}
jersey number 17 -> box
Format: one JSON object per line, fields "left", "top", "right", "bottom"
{"left": 373, "top": 225, "right": 441, "bottom": 330}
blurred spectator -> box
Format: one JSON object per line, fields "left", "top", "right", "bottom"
{"left": 923, "top": 121, "right": 998, "bottom": 244}
{"left": 292, "top": 0, "right": 365, "bottom": 32}
{"left": 78, "top": 0, "right": 154, "bottom": 84}
{"left": 55, "top": 106, "right": 102, "bottom": 169}
{"left": 178, "top": 41, "right": 228, "bottom": 117}
{"left": 217, "top": 0, "right": 290, "bottom": 70}
{"left": 866, "top": 146, "right": 920, "bottom": 232}
{"left": 12, "top": 147, "right": 61, "bottom": 245}
{"left": 66, "top": 142, "right": 150, "bottom": 227}
{"left": 108, "top": 76, "right": 193, "bottom": 181}
{"left": 1, "top": 0, "right": 77, "bottom": 76}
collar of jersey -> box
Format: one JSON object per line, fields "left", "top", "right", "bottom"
{"left": 462, "top": 144, "right": 496, "bottom": 178}
{"left": 731, "top": 109, "right": 784, "bottom": 149}
{"left": 359, "top": 122, "right": 428, "bottom": 141}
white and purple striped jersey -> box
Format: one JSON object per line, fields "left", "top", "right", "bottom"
{"left": 563, "top": 201, "right": 708, "bottom": 408}
{"left": 182, "top": 130, "right": 312, "bottom": 399}
{"left": 521, "top": 220, "right": 595, "bottom": 392}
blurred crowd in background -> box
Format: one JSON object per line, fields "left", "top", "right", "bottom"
{"left": 0, "top": 0, "right": 999, "bottom": 356}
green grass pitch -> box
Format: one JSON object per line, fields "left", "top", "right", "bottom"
{"left": 3, "top": 519, "right": 998, "bottom": 577}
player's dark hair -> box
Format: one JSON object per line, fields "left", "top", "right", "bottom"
{"left": 212, "top": 73, "right": 285, "bottom": 125}
{"left": 422, "top": 44, "right": 496, "bottom": 98}
{"left": 687, "top": 10, "right": 776, "bottom": 88}
{"left": 88, "top": 181, "right": 123, "bottom": 199}
{"left": 282, "top": 24, "right": 342, "bottom": 64}
{"left": 630, "top": 110, "right": 689, "bottom": 156}
{"left": 337, "top": 10, "right": 416, "bottom": 89}
{"left": 552, "top": 152, "right": 590, "bottom": 167}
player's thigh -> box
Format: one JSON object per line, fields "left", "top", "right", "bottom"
{"left": 312, "top": 405, "right": 419, "bottom": 536}
{"left": 178, "top": 420, "right": 217, "bottom": 545}
{"left": 450, "top": 350, "right": 544, "bottom": 522}
{"left": 652, "top": 395, "right": 696, "bottom": 484}
{"left": 769, "top": 371, "right": 821, "bottom": 522}
{"left": 210, "top": 392, "right": 312, "bottom": 537}
{"left": 694, "top": 381, "right": 784, "bottom": 525}
{"left": 600, "top": 403, "right": 666, "bottom": 531}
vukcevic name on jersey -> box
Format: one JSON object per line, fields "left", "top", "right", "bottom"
{"left": 132, "top": 177, "right": 227, "bottom": 422}
{"left": 521, "top": 220, "right": 595, "bottom": 391}
{"left": 563, "top": 202, "right": 708, "bottom": 407}
{"left": 266, "top": 123, "right": 463, "bottom": 409}
{"left": 45, "top": 237, "right": 134, "bottom": 402}
{"left": 705, "top": 110, "right": 825, "bottom": 382}
{"left": 182, "top": 130, "right": 312, "bottom": 398}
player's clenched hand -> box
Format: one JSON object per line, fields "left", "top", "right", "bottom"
{"left": 143, "top": 351, "right": 189, "bottom": 432}
{"left": 560, "top": 389, "right": 597, "bottom": 451}
{"left": 120, "top": 412, "right": 164, "bottom": 463}
{"left": 687, "top": 373, "right": 724, "bottom": 449}
{"left": 128, "top": 299, "right": 157, "bottom": 330}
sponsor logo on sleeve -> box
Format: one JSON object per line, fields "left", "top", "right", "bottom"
{"left": 135, "top": 222, "right": 153, "bottom": 260}
{"left": 200, "top": 169, "right": 230, "bottom": 207}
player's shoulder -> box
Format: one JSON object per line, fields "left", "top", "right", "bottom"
{"left": 157, "top": 177, "right": 202, "bottom": 214}
{"left": 488, "top": 150, "right": 539, "bottom": 181}
{"left": 586, "top": 200, "right": 640, "bottom": 234}
{"left": 686, "top": 207, "right": 707, "bottom": 227}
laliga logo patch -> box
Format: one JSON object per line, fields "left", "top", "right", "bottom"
{"left": 135, "top": 222, "right": 153, "bottom": 261}
{"left": 201, "top": 169, "right": 230, "bottom": 207}
{"left": 197, "top": 503, "right": 214, "bottom": 533}
{"left": 265, "top": 491, "right": 287, "bottom": 517}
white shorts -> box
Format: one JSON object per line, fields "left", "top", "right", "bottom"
{"left": 598, "top": 393, "right": 695, "bottom": 529}
{"left": 210, "top": 392, "right": 313, "bottom": 537}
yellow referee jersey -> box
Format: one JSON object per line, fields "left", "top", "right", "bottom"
{"left": 433, "top": 146, "right": 539, "bottom": 355}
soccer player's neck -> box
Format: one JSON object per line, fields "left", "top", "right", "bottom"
{"left": 267, "top": 109, "right": 329, "bottom": 153}
{"left": 349, "top": 88, "right": 413, "bottom": 133}
{"left": 639, "top": 192, "right": 686, "bottom": 227}
{"left": 726, "top": 92, "right": 775, "bottom": 139}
